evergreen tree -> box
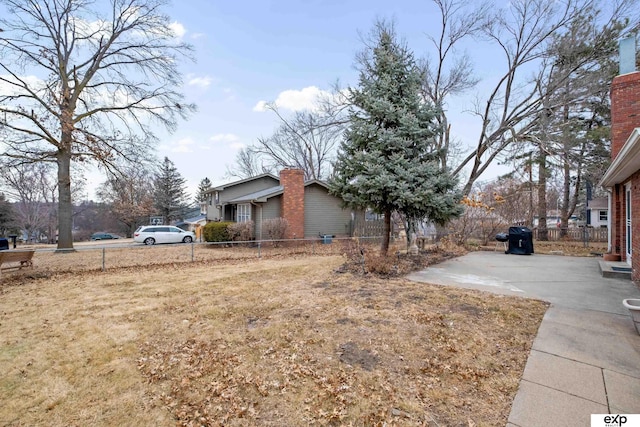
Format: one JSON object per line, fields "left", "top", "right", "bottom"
{"left": 153, "top": 157, "right": 191, "bottom": 224}
{"left": 195, "top": 177, "right": 212, "bottom": 206}
{"left": 0, "top": 193, "right": 16, "bottom": 236}
{"left": 329, "top": 22, "right": 462, "bottom": 255}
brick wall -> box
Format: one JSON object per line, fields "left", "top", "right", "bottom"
{"left": 612, "top": 184, "right": 622, "bottom": 256}
{"left": 611, "top": 71, "right": 640, "bottom": 159}
{"left": 280, "top": 168, "right": 305, "bottom": 239}
{"left": 631, "top": 172, "right": 640, "bottom": 281}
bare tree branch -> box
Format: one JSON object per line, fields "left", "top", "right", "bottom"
{"left": 0, "top": 0, "right": 196, "bottom": 249}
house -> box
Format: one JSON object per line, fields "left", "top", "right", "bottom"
{"left": 586, "top": 197, "right": 608, "bottom": 228}
{"left": 600, "top": 36, "right": 640, "bottom": 280}
{"left": 203, "top": 168, "right": 356, "bottom": 239}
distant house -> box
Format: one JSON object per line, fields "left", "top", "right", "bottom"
{"left": 600, "top": 37, "right": 640, "bottom": 279}
{"left": 203, "top": 168, "right": 356, "bottom": 239}
{"left": 586, "top": 197, "right": 608, "bottom": 228}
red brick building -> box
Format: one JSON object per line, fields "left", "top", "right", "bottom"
{"left": 601, "top": 42, "right": 640, "bottom": 281}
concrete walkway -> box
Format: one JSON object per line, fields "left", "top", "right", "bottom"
{"left": 407, "top": 251, "right": 640, "bottom": 427}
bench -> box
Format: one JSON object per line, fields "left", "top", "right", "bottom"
{"left": 0, "top": 250, "right": 35, "bottom": 277}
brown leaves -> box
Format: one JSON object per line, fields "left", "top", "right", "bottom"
{"left": 129, "top": 256, "right": 546, "bottom": 426}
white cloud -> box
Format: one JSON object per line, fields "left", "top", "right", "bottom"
{"left": 0, "top": 74, "right": 46, "bottom": 97}
{"left": 169, "top": 21, "right": 186, "bottom": 38}
{"left": 191, "top": 32, "right": 206, "bottom": 40}
{"left": 253, "top": 86, "right": 330, "bottom": 113}
{"left": 210, "top": 133, "right": 245, "bottom": 150}
{"left": 252, "top": 100, "right": 269, "bottom": 112}
{"left": 210, "top": 133, "right": 240, "bottom": 143}
{"left": 170, "top": 138, "right": 194, "bottom": 153}
{"left": 187, "top": 75, "right": 213, "bottom": 88}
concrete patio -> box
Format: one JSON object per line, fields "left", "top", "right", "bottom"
{"left": 407, "top": 251, "right": 640, "bottom": 427}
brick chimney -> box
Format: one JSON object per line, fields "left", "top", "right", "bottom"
{"left": 611, "top": 36, "right": 640, "bottom": 159}
{"left": 280, "top": 168, "right": 305, "bottom": 239}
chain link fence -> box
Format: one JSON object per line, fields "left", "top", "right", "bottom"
{"left": 21, "top": 236, "right": 386, "bottom": 275}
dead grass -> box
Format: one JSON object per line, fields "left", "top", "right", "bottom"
{"left": 17, "top": 239, "right": 359, "bottom": 275}
{"left": 531, "top": 240, "right": 607, "bottom": 257}
{"left": 0, "top": 247, "right": 548, "bottom": 426}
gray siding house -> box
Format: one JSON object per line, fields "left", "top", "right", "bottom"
{"left": 204, "top": 169, "right": 355, "bottom": 239}
{"left": 304, "top": 181, "right": 353, "bottom": 237}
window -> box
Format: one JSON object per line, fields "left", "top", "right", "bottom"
{"left": 237, "top": 203, "right": 251, "bottom": 223}
{"left": 599, "top": 210, "right": 608, "bottom": 222}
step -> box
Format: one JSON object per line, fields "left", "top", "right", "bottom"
{"left": 598, "top": 260, "right": 632, "bottom": 279}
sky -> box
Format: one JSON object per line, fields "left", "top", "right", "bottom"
{"left": 0, "top": 0, "right": 514, "bottom": 200}
{"left": 125, "top": 0, "right": 511, "bottom": 201}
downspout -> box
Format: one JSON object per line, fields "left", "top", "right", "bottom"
{"left": 607, "top": 188, "right": 612, "bottom": 253}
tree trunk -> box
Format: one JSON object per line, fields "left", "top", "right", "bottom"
{"left": 56, "top": 149, "right": 74, "bottom": 250}
{"left": 381, "top": 208, "right": 391, "bottom": 255}
{"left": 537, "top": 148, "right": 549, "bottom": 241}
{"left": 561, "top": 148, "right": 570, "bottom": 238}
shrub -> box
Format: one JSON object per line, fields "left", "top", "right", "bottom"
{"left": 449, "top": 193, "right": 507, "bottom": 246}
{"left": 228, "top": 221, "right": 255, "bottom": 242}
{"left": 262, "top": 218, "right": 288, "bottom": 241}
{"left": 364, "top": 252, "right": 398, "bottom": 275}
{"left": 203, "top": 221, "right": 233, "bottom": 242}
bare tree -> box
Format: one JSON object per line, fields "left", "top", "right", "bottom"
{"left": 546, "top": 13, "right": 621, "bottom": 236}
{"left": 249, "top": 90, "right": 349, "bottom": 181}
{"left": 0, "top": 162, "right": 57, "bottom": 242}
{"left": 513, "top": 4, "right": 630, "bottom": 239}
{"left": 97, "top": 163, "right": 156, "bottom": 237}
{"left": 453, "top": 0, "right": 638, "bottom": 195}
{"left": 225, "top": 146, "right": 274, "bottom": 180}
{"left": 0, "top": 0, "right": 195, "bottom": 250}
{"left": 452, "top": 0, "right": 582, "bottom": 194}
{"left": 421, "top": 0, "right": 488, "bottom": 169}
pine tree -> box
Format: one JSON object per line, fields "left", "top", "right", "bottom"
{"left": 329, "top": 22, "right": 462, "bottom": 255}
{"left": 195, "top": 177, "right": 212, "bottom": 206}
{"left": 0, "top": 193, "right": 16, "bottom": 236}
{"left": 153, "top": 157, "right": 191, "bottom": 223}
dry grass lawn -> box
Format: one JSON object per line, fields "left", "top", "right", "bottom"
{"left": 0, "top": 248, "right": 548, "bottom": 426}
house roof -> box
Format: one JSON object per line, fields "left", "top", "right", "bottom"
{"left": 228, "top": 185, "right": 284, "bottom": 203}
{"left": 587, "top": 197, "right": 608, "bottom": 209}
{"left": 601, "top": 128, "right": 640, "bottom": 187}
{"left": 206, "top": 173, "right": 279, "bottom": 193}
{"left": 184, "top": 213, "right": 206, "bottom": 224}
{"left": 227, "top": 180, "right": 331, "bottom": 203}
{"left": 304, "top": 179, "right": 329, "bottom": 189}
{"left": 205, "top": 170, "right": 335, "bottom": 205}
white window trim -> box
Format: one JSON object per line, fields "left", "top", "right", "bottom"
{"left": 237, "top": 203, "right": 251, "bottom": 223}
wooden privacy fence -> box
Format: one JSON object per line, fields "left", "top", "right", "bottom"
{"left": 351, "top": 219, "right": 387, "bottom": 237}
{"left": 532, "top": 227, "right": 607, "bottom": 242}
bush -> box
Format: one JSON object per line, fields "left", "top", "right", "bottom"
{"left": 203, "top": 221, "right": 233, "bottom": 242}
{"left": 262, "top": 218, "right": 288, "bottom": 241}
{"left": 364, "top": 252, "right": 398, "bottom": 275}
{"left": 228, "top": 221, "right": 254, "bottom": 242}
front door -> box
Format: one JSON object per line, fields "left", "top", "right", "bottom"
{"left": 626, "top": 183, "right": 632, "bottom": 265}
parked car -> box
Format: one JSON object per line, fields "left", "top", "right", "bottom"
{"left": 90, "top": 232, "right": 120, "bottom": 241}
{"left": 133, "top": 225, "right": 195, "bottom": 245}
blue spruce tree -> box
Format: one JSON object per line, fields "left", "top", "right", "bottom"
{"left": 330, "top": 22, "right": 462, "bottom": 255}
